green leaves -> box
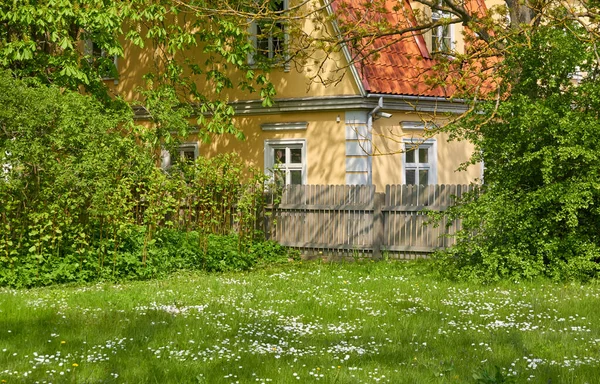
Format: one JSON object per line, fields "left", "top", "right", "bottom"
{"left": 0, "top": 0, "right": 125, "bottom": 94}
{"left": 0, "top": 71, "right": 272, "bottom": 287}
{"left": 0, "top": 70, "right": 151, "bottom": 287}
{"left": 436, "top": 15, "right": 600, "bottom": 283}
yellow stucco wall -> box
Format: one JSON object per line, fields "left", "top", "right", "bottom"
{"left": 174, "top": 109, "right": 481, "bottom": 189}
{"left": 371, "top": 114, "right": 480, "bottom": 191}
{"left": 110, "top": 1, "right": 489, "bottom": 188}
{"left": 199, "top": 111, "right": 347, "bottom": 185}
{"left": 106, "top": 5, "right": 362, "bottom": 104}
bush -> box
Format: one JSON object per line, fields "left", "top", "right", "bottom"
{"left": 0, "top": 71, "right": 289, "bottom": 288}
{"left": 434, "top": 22, "right": 600, "bottom": 282}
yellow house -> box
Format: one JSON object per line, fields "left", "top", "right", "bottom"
{"left": 106, "top": 0, "right": 486, "bottom": 191}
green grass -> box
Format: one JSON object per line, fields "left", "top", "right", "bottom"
{"left": 1, "top": 260, "right": 599, "bottom": 383}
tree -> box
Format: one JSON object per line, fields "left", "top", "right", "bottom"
{"left": 0, "top": 0, "right": 286, "bottom": 149}
{"left": 0, "top": 70, "right": 159, "bottom": 286}
{"left": 432, "top": 12, "right": 600, "bottom": 281}
{"left": 280, "top": 0, "right": 600, "bottom": 281}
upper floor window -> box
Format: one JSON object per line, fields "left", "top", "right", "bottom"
{"left": 264, "top": 139, "right": 307, "bottom": 187}
{"left": 403, "top": 140, "right": 437, "bottom": 185}
{"left": 249, "top": 0, "right": 288, "bottom": 65}
{"left": 431, "top": 5, "right": 452, "bottom": 53}
{"left": 84, "top": 39, "right": 118, "bottom": 79}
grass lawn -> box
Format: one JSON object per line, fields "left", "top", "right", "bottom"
{"left": 1, "top": 261, "right": 599, "bottom": 384}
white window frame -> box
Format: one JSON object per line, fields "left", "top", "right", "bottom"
{"left": 569, "top": 66, "right": 584, "bottom": 83}
{"left": 161, "top": 142, "right": 199, "bottom": 169}
{"left": 402, "top": 139, "right": 437, "bottom": 185}
{"left": 264, "top": 138, "right": 307, "bottom": 186}
{"left": 84, "top": 39, "right": 118, "bottom": 81}
{"left": 248, "top": 0, "right": 289, "bottom": 67}
{"left": 2, "top": 150, "right": 11, "bottom": 176}
{"left": 431, "top": 5, "right": 453, "bottom": 53}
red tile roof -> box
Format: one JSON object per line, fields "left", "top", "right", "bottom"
{"left": 332, "top": 0, "right": 488, "bottom": 97}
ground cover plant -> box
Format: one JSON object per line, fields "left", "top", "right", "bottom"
{"left": 1, "top": 261, "right": 599, "bottom": 384}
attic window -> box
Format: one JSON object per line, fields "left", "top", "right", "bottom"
{"left": 84, "top": 39, "right": 118, "bottom": 80}
{"left": 249, "top": 0, "right": 288, "bottom": 66}
{"left": 431, "top": 3, "right": 452, "bottom": 53}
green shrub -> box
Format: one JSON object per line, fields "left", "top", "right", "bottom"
{"left": 434, "top": 22, "right": 600, "bottom": 283}
{"left": 198, "top": 235, "right": 295, "bottom": 272}
{"left": 0, "top": 71, "right": 287, "bottom": 287}
{"left": 251, "top": 239, "right": 300, "bottom": 266}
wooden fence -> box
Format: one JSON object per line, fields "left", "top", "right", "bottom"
{"left": 264, "top": 184, "right": 476, "bottom": 259}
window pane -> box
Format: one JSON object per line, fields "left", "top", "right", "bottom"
{"left": 256, "top": 25, "right": 270, "bottom": 57}
{"left": 274, "top": 170, "right": 285, "bottom": 190}
{"left": 432, "top": 29, "right": 440, "bottom": 51}
{"left": 274, "top": 148, "right": 286, "bottom": 164}
{"left": 92, "top": 42, "right": 105, "bottom": 58}
{"left": 442, "top": 37, "right": 451, "bottom": 51}
{"left": 270, "top": 0, "right": 285, "bottom": 11}
{"left": 405, "top": 170, "right": 416, "bottom": 185}
{"left": 257, "top": 39, "right": 270, "bottom": 57}
{"left": 419, "top": 170, "right": 429, "bottom": 185}
{"left": 290, "top": 148, "right": 302, "bottom": 163}
{"left": 419, "top": 148, "right": 428, "bottom": 163}
{"left": 272, "top": 22, "right": 284, "bottom": 57}
{"left": 290, "top": 170, "right": 302, "bottom": 185}
{"left": 442, "top": 25, "right": 451, "bottom": 51}
{"left": 182, "top": 150, "right": 195, "bottom": 161}
{"left": 406, "top": 150, "right": 415, "bottom": 163}
{"left": 272, "top": 37, "right": 283, "bottom": 57}
{"left": 431, "top": 12, "right": 451, "bottom": 53}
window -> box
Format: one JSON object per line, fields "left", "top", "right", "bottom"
{"left": 84, "top": 39, "right": 118, "bottom": 79}
{"left": 249, "top": 0, "right": 287, "bottom": 64}
{"left": 431, "top": 4, "right": 452, "bottom": 53}
{"left": 569, "top": 66, "right": 584, "bottom": 83}
{"left": 1, "top": 150, "right": 11, "bottom": 176}
{"left": 403, "top": 140, "right": 437, "bottom": 185}
{"left": 264, "top": 139, "right": 306, "bottom": 187}
{"left": 161, "top": 143, "right": 199, "bottom": 169}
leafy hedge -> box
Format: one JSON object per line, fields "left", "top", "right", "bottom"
{"left": 0, "top": 71, "right": 292, "bottom": 288}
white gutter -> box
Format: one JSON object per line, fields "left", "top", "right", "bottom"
{"left": 367, "top": 96, "right": 383, "bottom": 121}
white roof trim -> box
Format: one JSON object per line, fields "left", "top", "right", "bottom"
{"left": 322, "top": 0, "right": 367, "bottom": 97}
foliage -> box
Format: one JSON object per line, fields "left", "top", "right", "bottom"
{"left": 434, "top": 16, "right": 600, "bottom": 282}
{"left": 0, "top": 0, "right": 126, "bottom": 100}
{"left": 251, "top": 238, "right": 300, "bottom": 266}
{"left": 168, "top": 153, "right": 268, "bottom": 241}
{"left": 151, "top": 231, "right": 293, "bottom": 274}
{"left": 0, "top": 70, "right": 154, "bottom": 287}
{"left": 0, "top": 72, "right": 289, "bottom": 287}
{"left": 0, "top": 0, "right": 283, "bottom": 147}
{"left": 473, "top": 366, "right": 516, "bottom": 384}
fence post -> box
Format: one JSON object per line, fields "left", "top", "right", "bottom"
{"left": 262, "top": 191, "right": 275, "bottom": 240}
{"left": 372, "top": 192, "right": 385, "bottom": 259}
